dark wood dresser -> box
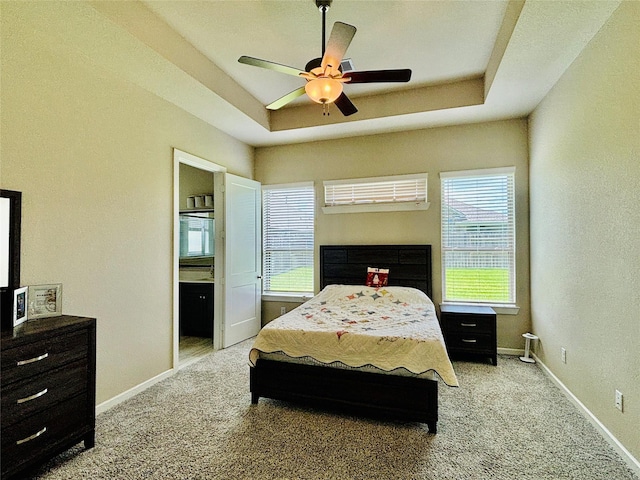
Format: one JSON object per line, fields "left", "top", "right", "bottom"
{"left": 1, "top": 315, "right": 96, "bottom": 479}
{"left": 440, "top": 305, "right": 497, "bottom": 365}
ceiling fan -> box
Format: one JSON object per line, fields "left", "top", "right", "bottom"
{"left": 238, "top": 0, "right": 412, "bottom": 116}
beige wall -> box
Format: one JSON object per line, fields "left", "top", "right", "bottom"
{"left": 529, "top": 1, "right": 639, "bottom": 462}
{"left": 179, "top": 164, "right": 214, "bottom": 211}
{"left": 261, "top": 300, "right": 304, "bottom": 326}
{"left": 256, "top": 119, "right": 530, "bottom": 349}
{"left": 0, "top": 2, "right": 253, "bottom": 404}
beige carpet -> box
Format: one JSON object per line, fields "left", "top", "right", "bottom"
{"left": 32, "top": 339, "right": 638, "bottom": 480}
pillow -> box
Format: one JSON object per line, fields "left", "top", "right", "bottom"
{"left": 366, "top": 267, "right": 389, "bottom": 287}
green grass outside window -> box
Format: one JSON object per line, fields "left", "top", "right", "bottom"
{"left": 268, "top": 267, "right": 313, "bottom": 293}
{"left": 445, "top": 268, "right": 510, "bottom": 302}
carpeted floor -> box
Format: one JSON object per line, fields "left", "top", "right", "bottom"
{"left": 32, "top": 339, "right": 638, "bottom": 480}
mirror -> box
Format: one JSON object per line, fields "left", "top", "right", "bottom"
{"left": 179, "top": 210, "right": 214, "bottom": 267}
{"left": 0, "top": 189, "right": 22, "bottom": 329}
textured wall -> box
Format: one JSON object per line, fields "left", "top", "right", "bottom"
{"left": 529, "top": 1, "right": 639, "bottom": 463}
{"left": 0, "top": 2, "right": 253, "bottom": 404}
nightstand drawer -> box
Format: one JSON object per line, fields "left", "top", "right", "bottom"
{"left": 1, "top": 359, "right": 88, "bottom": 427}
{"left": 1, "top": 330, "right": 88, "bottom": 385}
{"left": 445, "top": 333, "right": 494, "bottom": 352}
{"left": 444, "top": 314, "right": 494, "bottom": 334}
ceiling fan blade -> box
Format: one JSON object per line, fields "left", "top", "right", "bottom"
{"left": 266, "top": 86, "right": 307, "bottom": 110}
{"left": 238, "top": 56, "right": 305, "bottom": 77}
{"left": 321, "top": 22, "right": 357, "bottom": 71}
{"left": 334, "top": 92, "right": 358, "bottom": 116}
{"left": 344, "top": 69, "right": 412, "bottom": 84}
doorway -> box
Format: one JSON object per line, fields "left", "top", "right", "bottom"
{"left": 173, "top": 149, "right": 226, "bottom": 369}
{"left": 173, "top": 149, "right": 263, "bottom": 370}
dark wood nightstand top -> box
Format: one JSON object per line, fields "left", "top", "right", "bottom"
{"left": 440, "top": 304, "right": 496, "bottom": 315}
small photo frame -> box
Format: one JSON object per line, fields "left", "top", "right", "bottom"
{"left": 13, "top": 286, "right": 28, "bottom": 327}
{"left": 366, "top": 267, "right": 389, "bottom": 287}
{"left": 28, "top": 283, "right": 63, "bottom": 319}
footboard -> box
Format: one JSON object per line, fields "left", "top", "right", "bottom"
{"left": 250, "top": 359, "right": 438, "bottom": 433}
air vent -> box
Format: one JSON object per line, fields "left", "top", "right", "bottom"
{"left": 341, "top": 58, "right": 355, "bottom": 72}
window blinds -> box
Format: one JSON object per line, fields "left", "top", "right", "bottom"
{"left": 262, "top": 183, "right": 315, "bottom": 294}
{"left": 441, "top": 168, "right": 516, "bottom": 304}
{"left": 324, "top": 173, "right": 427, "bottom": 206}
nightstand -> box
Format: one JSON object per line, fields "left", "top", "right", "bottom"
{"left": 440, "top": 305, "right": 497, "bottom": 366}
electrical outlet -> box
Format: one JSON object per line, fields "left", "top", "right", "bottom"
{"left": 615, "top": 390, "right": 623, "bottom": 412}
{"left": 280, "top": 306, "right": 286, "bottom": 315}
{"left": 561, "top": 347, "right": 566, "bottom": 364}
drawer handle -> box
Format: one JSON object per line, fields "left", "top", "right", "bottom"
{"left": 462, "top": 339, "right": 477, "bottom": 343}
{"left": 461, "top": 323, "right": 477, "bottom": 327}
{"left": 17, "top": 352, "right": 49, "bottom": 366}
{"left": 16, "top": 427, "right": 47, "bottom": 445}
{"left": 17, "top": 388, "right": 48, "bottom": 404}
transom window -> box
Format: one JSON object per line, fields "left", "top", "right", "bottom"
{"left": 440, "top": 167, "right": 516, "bottom": 304}
{"left": 323, "top": 173, "right": 428, "bottom": 214}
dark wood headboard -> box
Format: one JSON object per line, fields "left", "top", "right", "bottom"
{"left": 320, "top": 245, "right": 432, "bottom": 299}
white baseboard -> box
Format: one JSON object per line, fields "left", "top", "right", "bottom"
{"left": 95, "top": 368, "right": 175, "bottom": 415}
{"left": 497, "top": 347, "right": 523, "bottom": 356}
{"left": 532, "top": 353, "right": 640, "bottom": 476}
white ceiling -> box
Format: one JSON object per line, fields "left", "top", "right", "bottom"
{"left": 92, "top": 0, "right": 621, "bottom": 147}
{"left": 143, "top": 0, "right": 507, "bottom": 104}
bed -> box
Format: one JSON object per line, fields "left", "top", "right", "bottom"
{"left": 249, "top": 245, "right": 458, "bottom": 433}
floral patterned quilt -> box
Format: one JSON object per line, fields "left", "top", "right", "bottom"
{"left": 249, "top": 285, "right": 458, "bottom": 386}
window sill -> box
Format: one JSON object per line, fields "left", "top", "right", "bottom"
{"left": 322, "top": 202, "right": 430, "bottom": 215}
{"left": 440, "top": 302, "right": 520, "bottom": 315}
{"left": 262, "top": 293, "right": 314, "bottom": 303}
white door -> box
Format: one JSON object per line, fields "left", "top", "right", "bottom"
{"left": 219, "top": 173, "right": 262, "bottom": 347}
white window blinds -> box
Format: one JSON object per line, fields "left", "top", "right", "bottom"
{"left": 262, "top": 183, "right": 315, "bottom": 294}
{"left": 441, "top": 168, "right": 516, "bottom": 304}
{"left": 323, "top": 173, "right": 428, "bottom": 213}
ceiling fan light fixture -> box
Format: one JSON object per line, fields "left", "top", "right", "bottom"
{"left": 305, "top": 77, "right": 343, "bottom": 105}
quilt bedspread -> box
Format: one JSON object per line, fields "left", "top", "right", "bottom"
{"left": 249, "top": 285, "right": 458, "bottom": 386}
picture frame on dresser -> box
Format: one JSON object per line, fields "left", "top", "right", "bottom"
{"left": 28, "top": 283, "right": 63, "bottom": 319}
{"left": 12, "top": 286, "right": 28, "bottom": 326}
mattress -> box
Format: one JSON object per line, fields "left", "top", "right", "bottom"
{"left": 250, "top": 285, "right": 458, "bottom": 386}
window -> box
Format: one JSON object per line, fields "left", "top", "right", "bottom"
{"left": 323, "top": 173, "right": 428, "bottom": 214}
{"left": 262, "top": 183, "right": 315, "bottom": 295}
{"left": 441, "top": 167, "right": 515, "bottom": 304}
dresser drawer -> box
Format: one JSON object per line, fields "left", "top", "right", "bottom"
{"left": 1, "top": 393, "right": 88, "bottom": 476}
{"left": 1, "top": 359, "right": 88, "bottom": 427}
{"left": 1, "top": 330, "right": 88, "bottom": 385}
{"left": 445, "top": 332, "right": 494, "bottom": 353}
{"left": 444, "top": 314, "right": 494, "bottom": 334}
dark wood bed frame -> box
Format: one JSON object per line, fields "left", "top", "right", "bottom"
{"left": 250, "top": 245, "right": 440, "bottom": 432}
